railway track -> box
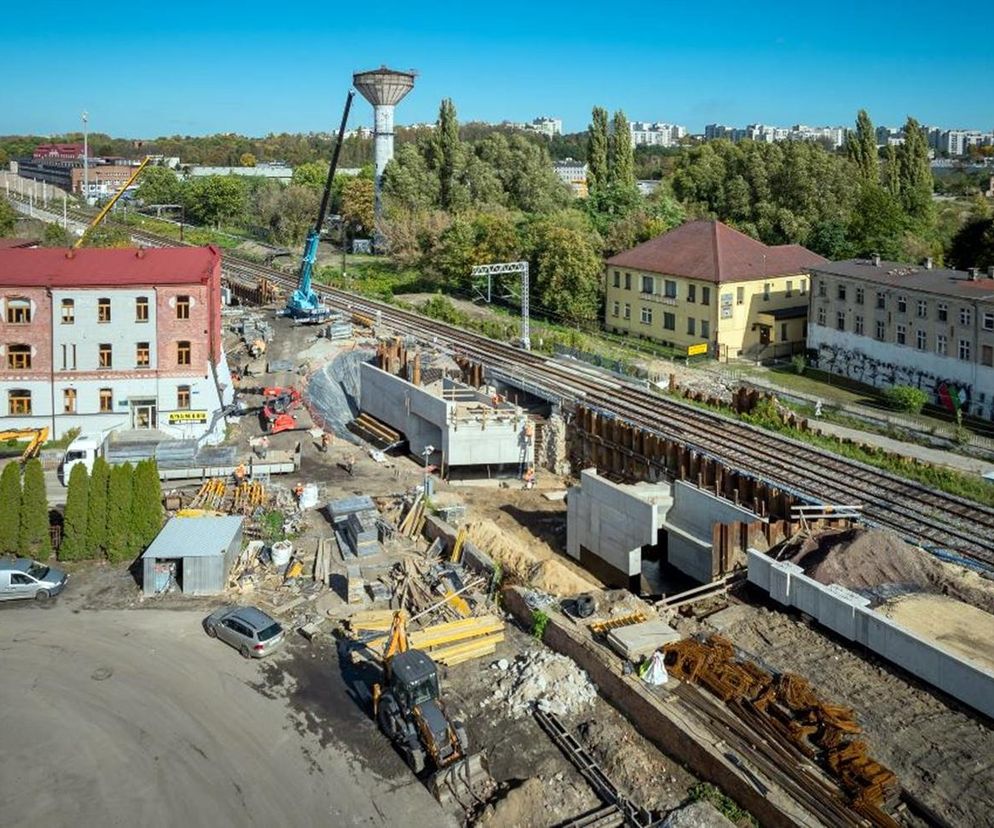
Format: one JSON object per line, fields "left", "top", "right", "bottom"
{"left": 22, "top": 200, "right": 994, "bottom": 564}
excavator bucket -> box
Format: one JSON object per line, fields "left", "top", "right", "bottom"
{"left": 428, "top": 753, "right": 494, "bottom": 808}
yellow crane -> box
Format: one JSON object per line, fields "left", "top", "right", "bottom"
{"left": 74, "top": 157, "right": 151, "bottom": 248}
{"left": 0, "top": 427, "right": 50, "bottom": 462}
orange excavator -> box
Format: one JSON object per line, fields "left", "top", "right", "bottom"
{"left": 0, "top": 427, "right": 50, "bottom": 463}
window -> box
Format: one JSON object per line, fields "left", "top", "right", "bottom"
{"left": 701, "top": 286, "right": 711, "bottom": 306}
{"left": 176, "top": 296, "right": 191, "bottom": 320}
{"left": 959, "top": 339, "right": 971, "bottom": 361}
{"left": 612, "top": 271, "right": 620, "bottom": 288}
{"left": 640, "top": 307, "right": 652, "bottom": 325}
{"left": 136, "top": 342, "right": 150, "bottom": 368}
{"left": 60, "top": 344, "right": 77, "bottom": 371}
{"left": 837, "top": 312, "right": 846, "bottom": 332}
{"left": 982, "top": 345, "right": 993, "bottom": 367}
{"left": 896, "top": 323, "right": 906, "bottom": 345}
{"left": 641, "top": 276, "right": 654, "bottom": 294}
{"left": 937, "top": 302, "right": 947, "bottom": 322}
{"left": 624, "top": 273, "right": 631, "bottom": 291}
{"left": 61, "top": 299, "right": 75, "bottom": 324}
{"left": 623, "top": 303, "right": 631, "bottom": 320}
{"left": 7, "top": 344, "right": 31, "bottom": 370}
{"left": 936, "top": 334, "right": 948, "bottom": 356}
{"left": 687, "top": 284, "right": 696, "bottom": 303}
{"left": 837, "top": 284, "right": 847, "bottom": 301}
{"left": 854, "top": 315, "right": 864, "bottom": 335}
{"left": 876, "top": 292, "right": 886, "bottom": 310}
{"left": 917, "top": 300, "right": 928, "bottom": 319}
{"left": 780, "top": 323, "right": 788, "bottom": 341}
{"left": 959, "top": 307, "right": 972, "bottom": 326}
{"left": 99, "top": 388, "right": 113, "bottom": 412}
{"left": 663, "top": 312, "right": 675, "bottom": 331}
{"left": 177, "top": 341, "right": 191, "bottom": 366}
{"left": 736, "top": 286, "right": 745, "bottom": 305}
{"left": 99, "top": 344, "right": 112, "bottom": 368}
{"left": 11, "top": 573, "right": 31, "bottom": 585}
{"left": 817, "top": 307, "right": 826, "bottom": 326}
{"left": 984, "top": 312, "right": 994, "bottom": 331}
{"left": 611, "top": 301, "right": 619, "bottom": 318}
{"left": 687, "top": 317, "right": 696, "bottom": 335}
{"left": 875, "top": 320, "right": 885, "bottom": 341}
{"left": 763, "top": 282, "right": 771, "bottom": 301}
{"left": 897, "top": 295, "right": 907, "bottom": 313}
{"left": 855, "top": 287, "right": 864, "bottom": 305}
{"left": 785, "top": 280, "right": 793, "bottom": 298}
{"left": 799, "top": 279, "right": 807, "bottom": 295}
{"left": 8, "top": 389, "right": 30, "bottom": 415}
{"left": 63, "top": 388, "right": 76, "bottom": 413}
{"left": 818, "top": 280, "right": 827, "bottom": 298}
{"left": 701, "top": 319, "right": 710, "bottom": 338}
{"left": 177, "top": 385, "right": 191, "bottom": 410}
{"left": 136, "top": 297, "right": 149, "bottom": 322}
{"left": 97, "top": 298, "right": 111, "bottom": 323}
{"left": 916, "top": 330, "right": 927, "bottom": 350}
{"left": 664, "top": 280, "right": 677, "bottom": 299}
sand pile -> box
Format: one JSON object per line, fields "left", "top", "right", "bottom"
{"left": 484, "top": 649, "right": 597, "bottom": 719}
{"left": 879, "top": 594, "right": 994, "bottom": 672}
{"left": 789, "top": 527, "right": 994, "bottom": 614}
{"left": 465, "top": 519, "right": 598, "bottom": 596}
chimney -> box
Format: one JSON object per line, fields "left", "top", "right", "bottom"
{"left": 872, "top": 254, "right": 881, "bottom": 267}
{"left": 924, "top": 257, "right": 933, "bottom": 270}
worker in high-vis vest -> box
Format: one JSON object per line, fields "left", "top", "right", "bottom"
{"left": 523, "top": 467, "right": 535, "bottom": 490}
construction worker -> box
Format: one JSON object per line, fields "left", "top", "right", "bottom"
{"left": 523, "top": 466, "right": 535, "bottom": 490}
{"left": 320, "top": 432, "right": 332, "bottom": 453}
{"left": 345, "top": 454, "right": 355, "bottom": 477}
{"left": 294, "top": 482, "right": 304, "bottom": 503}
{"left": 256, "top": 435, "right": 269, "bottom": 460}
{"left": 234, "top": 463, "right": 247, "bottom": 486}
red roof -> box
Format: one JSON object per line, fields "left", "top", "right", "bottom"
{"left": 0, "top": 246, "right": 221, "bottom": 288}
{"left": 606, "top": 220, "right": 827, "bottom": 283}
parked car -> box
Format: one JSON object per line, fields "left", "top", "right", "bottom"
{"left": 0, "top": 558, "right": 69, "bottom": 602}
{"left": 203, "top": 605, "right": 284, "bottom": 658}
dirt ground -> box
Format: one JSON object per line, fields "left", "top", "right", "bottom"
{"left": 701, "top": 600, "right": 994, "bottom": 827}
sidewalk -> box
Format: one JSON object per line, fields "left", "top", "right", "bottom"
{"left": 809, "top": 420, "right": 994, "bottom": 477}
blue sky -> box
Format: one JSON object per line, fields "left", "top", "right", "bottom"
{"left": 3, "top": 0, "right": 991, "bottom": 138}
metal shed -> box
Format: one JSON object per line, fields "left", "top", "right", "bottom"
{"left": 141, "top": 516, "right": 243, "bottom": 596}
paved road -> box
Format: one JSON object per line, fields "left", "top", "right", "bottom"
{"left": 0, "top": 602, "right": 453, "bottom": 828}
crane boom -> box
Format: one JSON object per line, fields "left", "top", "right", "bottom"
{"left": 74, "top": 157, "right": 151, "bottom": 248}
{"left": 287, "top": 90, "right": 356, "bottom": 321}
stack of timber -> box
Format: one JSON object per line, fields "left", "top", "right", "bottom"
{"left": 362, "top": 615, "right": 506, "bottom": 667}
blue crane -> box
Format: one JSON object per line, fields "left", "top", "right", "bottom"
{"left": 286, "top": 90, "right": 356, "bottom": 322}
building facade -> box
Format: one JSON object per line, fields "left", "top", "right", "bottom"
{"left": 33, "top": 143, "right": 86, "bottom": 160}
{"left": 629, "top": 122, "right": 688, "bottom": 147}
{"left": 0, "top": 246, "right": 233, "bottom": 441}
{"left": 604, "top": 221, "right": 826, "bottom": 359}
{"left": 552, "top": 158, "right": 588, "bottom": 196}
{"left": 807, "top": 260, "right": 994, "bottom": 420}
{"left": 15, "top": 157, "right": 139, "bottom": 196}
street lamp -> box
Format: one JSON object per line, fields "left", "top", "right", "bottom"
{"left": 81, "top": 110, "right": 89, "bottom": 204}
{"left": 421, "top": 444, "right": 434, "bottom": 497}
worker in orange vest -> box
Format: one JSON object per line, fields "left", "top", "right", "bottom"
{"left": 523, "top": 467, "right": 535, "bottom": 490}
{"left": 234, "top": 463, "right": 247, "bottom": 485}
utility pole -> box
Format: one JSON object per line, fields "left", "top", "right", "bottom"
{"left": 82, "top": 110, "right": 89, "bottom": 205}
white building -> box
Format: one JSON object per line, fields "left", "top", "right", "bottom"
{"left": 629, "top": 122, "right": 688, "bottom": 147}
{"left": 186, "top": 164, "right": 294, "bottom": 183}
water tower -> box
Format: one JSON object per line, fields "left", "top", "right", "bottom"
{"left": 352, "top": 66, "right": 416, "bottom": 248}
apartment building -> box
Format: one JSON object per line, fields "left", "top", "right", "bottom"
{"left": 0, "top": 246, "right": 233, "bottom": 441}
{"left": 604, "top": 220, "right": 826, "bottom": 359}
{"left": 807, "top": 260, "right": 994, "bottom": 420}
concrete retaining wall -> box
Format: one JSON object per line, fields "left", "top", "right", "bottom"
{"left": 747, "top": 549, "right": 994, "bottom": 720}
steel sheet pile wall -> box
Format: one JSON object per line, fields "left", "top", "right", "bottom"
{"left": 747, "top": 549, "right": 994, "bottom": 719}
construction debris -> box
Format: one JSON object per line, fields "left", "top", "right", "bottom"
{"left": 485, "top": 649, "right": 598, "bottom": 719}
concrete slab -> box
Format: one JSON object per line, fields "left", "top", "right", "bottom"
{"left": 607, "top": 618, "right": 682, "bottom": 661}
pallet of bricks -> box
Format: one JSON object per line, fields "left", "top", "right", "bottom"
{"left": 663, "top": 635, "right": 900, "bottom": 827}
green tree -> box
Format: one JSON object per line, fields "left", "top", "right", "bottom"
{"left": 587, "top": 107, "right": 610, "bottom": 191}
{"left": 85, "top": 457, "right": 110, "bottom": 556}
{"left": 434, "top": 99, "right": 461, "bottom": 210}
{"left": 18, "top": 459, "right": 51, "bottom": 559}
{"left": 42, "top": 222, "right": 73, "bottom": 247}
{"left": 383, "top": 143, "right": 440, "bottom": 211}
{"left": 182, "top": 175, "right": 246, "bottom": 228}
{"left": 884, "top": 385, "right": 928, "bottom": 414}
{"left": 608, "top": 110, "right": 636, "bottom": 189}
{"left": 847, "top": 109, "right": 879, "bottom": 184}
{"left": 883, "top": 144, "right": 900, "bottom": 197}
{"left": 0, "top": 463, "right": 21, "bottom": 554}
{"left": 847, "top": 185, "right": 907, "bottom": 259}
{"left": 291, "top": 161, "right": 328, "bottom": 191}
{"left": 896, "top": 117, "right": 934, "bottom": 226}
{"left": 533, "top": 225, "right": 603, "bottom": 325}
{"left": 136, "top": 166, "right": 182, "bottom": 206}
{"left": 341, "top": 176, "right": 375, "bottom": 235}
{"left": 105, "top": 463, "right": 136, "bottom": 563}
{"left": 948, "top": 217, "right": 994, "bottom": 271}
{"left": 0, "top": 197, "right": 17, "bottom": 236}
{"left": 82, "top": 225, "right": 131, "bottom": 248}
{"left": 59, "top": 463, "right": 90, "bottom": 561}
{"left": 239, "top": 152, "right": 257, "bottom": 167}
{"left": 130, "top": 460, "right": 163, "bottom": 551}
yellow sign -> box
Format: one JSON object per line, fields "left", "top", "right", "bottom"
{"left": 167, "top": 410, "right": 208, "bottom": 424}
{"left": 687, "top": 343, "right": 708, "bottom": 356}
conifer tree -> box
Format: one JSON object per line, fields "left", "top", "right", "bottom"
{"left": 106, "top": 463, "right": 135, "bottom": 563}
{"left": 18, "top": 459, "right": 51, "bottom": 559}
{"left": 608, "top": 110, "right": 636, "bottom": 189}
{"left": 847, "top": 109, "right": 879, "bottom": 184}
{"left": 587, "top": 107, "right": 610, "bottom": 191}
{"left": 896, "top": 116, "right": 934, "bottom": 225}
{"left": 59, "top": 463, "right": 90, "bottom": 561}
{"left": 85, "top": 457, "right": 110, "bottom": 557}
{"left": 130, "top": 459, "right": 164, "bottom": 550}
{"left": 435, "top": 99, "right": 461, "bottom": 210}
{"left": 0, "top": 462, "right": 22, "bottom": 554}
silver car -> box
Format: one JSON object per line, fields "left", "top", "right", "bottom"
{"left": 0, "top": 558, "right": 69, "bottom": 602}
{"left": 203, "top": 605, "right": 284, "bottom": 658}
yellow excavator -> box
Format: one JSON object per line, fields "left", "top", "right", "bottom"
{"left": 371, "top": 611, "right": 492, "bottom": 805}
{"left": 0, "top": 427, "right": 49, "bottom": 463}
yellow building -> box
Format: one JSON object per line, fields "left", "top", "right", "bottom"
{"left": 604, "top": 220, "right": 827, "bottom": 359}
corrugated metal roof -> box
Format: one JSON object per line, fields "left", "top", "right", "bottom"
{"left": 142, "top": 516, "right": 243, "bottom": 559}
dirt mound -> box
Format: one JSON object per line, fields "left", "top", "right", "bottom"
{"left": 465, "top": 519, "right": 598, "bottom": 596}
{"left": 789, "top": 527, "right": 994, "bottom": 614}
